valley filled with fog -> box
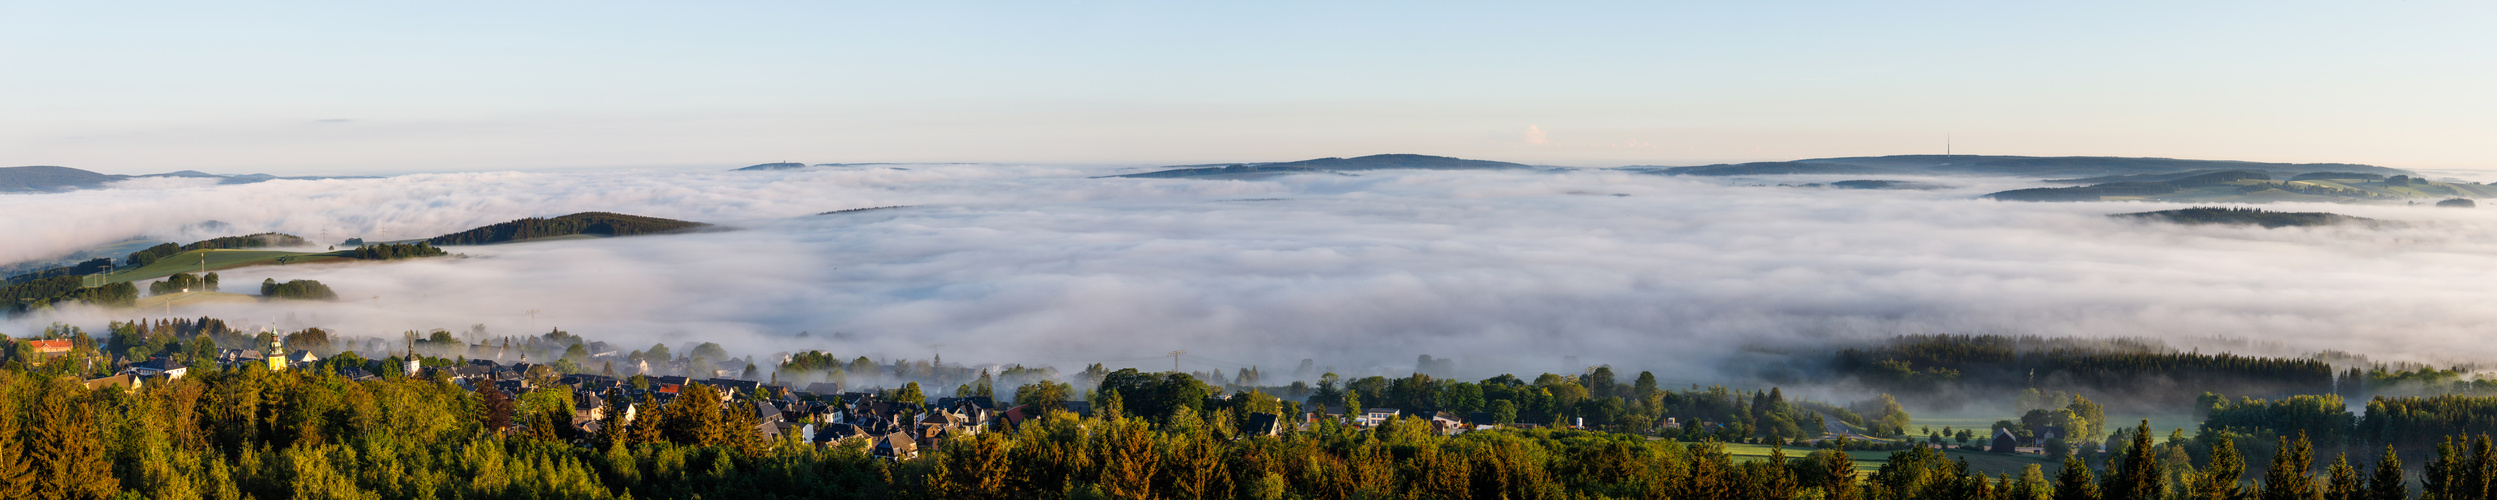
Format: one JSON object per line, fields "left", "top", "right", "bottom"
{"left": 8, "top": 165, "right": 2497, "bottom": 382}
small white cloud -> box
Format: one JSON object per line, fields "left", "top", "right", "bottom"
{"left": 1524, "top": 125, "right": 1549, "bottom": 146}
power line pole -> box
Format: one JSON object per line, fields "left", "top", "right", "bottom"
{"left": 1169, "top": 350, "right": 1185, "bottom": 373}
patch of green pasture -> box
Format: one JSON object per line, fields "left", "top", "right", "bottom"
{"left": 1719, "top": 442, "right": 2060, "bottom": 477}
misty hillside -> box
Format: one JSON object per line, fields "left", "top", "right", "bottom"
{"left": 2112, "top": 207, "right": 2373, "bottom": 228}
{"left": 425, "top": 212, "right": 710, "bottom": 245}
{"left": 1111, "top": 154, "right": 1532, "bottom": 179}
{"left": 736, "top": 162, "right": 809, "bottom": 171}
{"left": 1641, "top": 154, "right": 2412, "bottom": 178}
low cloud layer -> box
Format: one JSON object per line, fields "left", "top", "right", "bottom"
{"left": 9, "top": 166, "right": 2497, "bottom": 383}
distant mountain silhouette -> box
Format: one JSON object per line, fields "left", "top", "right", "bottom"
{"left": 1636, "top": 155, "right": 2409, "bottom": 179}
{"left": 734, "top": 162, "right": 967, "bottom": 171}
{"left": 0, "top": 166, "right": 126, "bottom": 192}
{"left": 0, "top": 165, "right": 373, "bottom": 193}
{"left": 1112, "top": 154, "right": 1532, "bottom": 179}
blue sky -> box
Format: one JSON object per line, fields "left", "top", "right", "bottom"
{"left": 7, "top": 1, "right": 2495, "bottom": 175}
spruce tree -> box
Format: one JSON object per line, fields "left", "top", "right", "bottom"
{"left": 2058, "top": 453, "right": 2102, "bottom": 500}
{"left": 2205, "top": 439, "right": 2251, "bottom": 500}
{"left": 0, "top": 391, "right": 31, "bottom": 499}
{"left": 2425, "top": 437, "right": 2459, "bottom": 500}
{"left": 32, "top": 379, "right": 116, "bottom": 499}
{"left": 2264, "top": 432, "right": 2317, "bottom": 500}
{"left": 2474, "top": 435, "right": 2497, "bottom": 500}
{"left": 1823, "top": 436, "right": 1860, "bottom": 500}
{"left": 2369, "top": 446, "right": 2405, "bottom": 500}
{"left": 628, "top": 394, "right": 665, "bottom": 445}
{"left": 2105, "top": 420, "right": 2164, "bottom": 500}
{"left": 2326, "top": 453, "right": 2360, "bottom": 500}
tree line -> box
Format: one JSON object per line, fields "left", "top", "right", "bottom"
{"left": 1833, "top": 334, "right": 2333, "bottom": 411}
{"left": 259, "top": 279, "right": 337, "bottom": 301}
{"left": 349, "top": 242, "right": 447, "bottom": 260}
{"left": 0, "top": 276, "right": 136, "bottom": 314}
{"left": 126, "top": 233, "right": 313, "bottom": 267}
{"left": 148, "top": 272, "right": 219, "bottom": 296}
{"left": 2, "top": 257, "right": 113, "bottom": 285}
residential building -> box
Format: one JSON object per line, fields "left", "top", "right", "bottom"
{"left": 128, "top": 357, "right": 188, "bottom": 380}
{"left": 28, "top": 339, "right": 73, "bottom": 357}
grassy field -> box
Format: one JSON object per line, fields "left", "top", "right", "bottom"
{"left": 105, "top": 249, "right": 350, "bottom": 284}
{"left": 1719, "top": 443, "right": 2062, "bottom": 477}
{"left": 1721, "top": 443, "right": 1886, "bottom": 473}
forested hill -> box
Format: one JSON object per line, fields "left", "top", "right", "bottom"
{"left": 1642, "top": 155, "right": 2409, "bottom": 178}
{"left": 425, "top": 212, "right": 708, "bottom": 245}
{"left": 2113, "top": 207, "right": 2372, "bottom": 228}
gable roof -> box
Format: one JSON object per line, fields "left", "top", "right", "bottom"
{"left": 879, "top": 433, "right": 917, "bottom": 451}
{"left": 132, "top": 357, "right": 184, "bottom": 371}
{"left": 1243, "top": 412, "right": 1282, "bottom": 436}
{"left": 28, "top": 339, "right": 72, "bottom": 353}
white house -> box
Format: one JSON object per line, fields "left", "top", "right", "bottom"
{"left": 128, "top": 357, "right": 189, "bottom": 380}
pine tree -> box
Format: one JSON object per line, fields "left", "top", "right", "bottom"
{"left": 2426, "top": 437, "right": 2459, "bottom": 500}
{"left": 2105, "top": 420, "right": 2164, "bottom": 500}
{"left": 2015, "top": 464, "right": 2052, "bottom": 500}
{"left": 32, "top": 379, "right": 116, "bottom": 499}
{"left": 2326, "top": 453, "right": 2361, "bottom": 500}
{"left": 2058, "top": 453, "right": 2102, "bottom": 500}
{"left": 2474, "top": 435, "right": 2497, "bottom": 500}
{"left": 0, "top": 390, "right": 31, "bottom": 499}
{"left": 628, "top": 394, "right": 665, "bottom": 445}
{"left": 1823, "top": 436, "right": 1861, "bottom": 500}
{"left": 2264, "top": 432, "right": 2317, "bottom": 500}
{"left": 2369, "top": 446, "right": 2405, "bottom": 500}
{"left": 2197, "top": 437, "right": 2246, "bottom": 500}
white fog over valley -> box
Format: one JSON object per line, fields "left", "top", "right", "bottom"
{"left": 8, "top": 164, "right": 2496, "bottom": 382}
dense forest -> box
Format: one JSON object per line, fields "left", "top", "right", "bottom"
{"left": 2112, "top": 207, "right": 2368, "bottom": 228}
{"left": 424, "top": 212, "right": 708, "bottom": 245}
{"left": 259, "top": 279, "right": 337, "bottom": 301}
{"left": 350, "top": 242, "right": 448, "bottom": 260}
{"left": 0, "top": 276, "right": 137, "bottom": 314}
{"left": 1831, "top": 335, "right": 2334, "bottom": 411}
{"left": 3, "top": 257, "right": 113, "bottom": 285}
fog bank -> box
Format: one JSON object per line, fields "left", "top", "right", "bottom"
{"left": 8, "top": 165, "right": 2497, "bottom": 383}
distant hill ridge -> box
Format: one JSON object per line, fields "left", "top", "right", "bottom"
{"left": 1639, "top": 155, "right": 2409, "bottom": 178}
{"left": 425, "top": 212, "right": 709, "bottom": 245}
{"left": 0, "top": 165, "right": 374, "bottom": 193}
{"left": 1112, "top": 154, "right": 1531, "bottom": 179}
{"left": 733, "top": 162, "right": 970, "bottom": 171}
